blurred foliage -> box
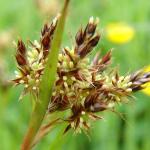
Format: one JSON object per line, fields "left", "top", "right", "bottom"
{"left": 0, "top": 0, "right": 150, "bottom": 150}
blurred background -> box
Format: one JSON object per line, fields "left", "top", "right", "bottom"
{"left": 0, "top": 0, "right": 150, "bottom": 149}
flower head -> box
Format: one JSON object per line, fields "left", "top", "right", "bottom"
{"left": 13, "top": 16, "right": 150, "bottom": 133}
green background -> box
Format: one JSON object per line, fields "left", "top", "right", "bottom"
{"left": 0, "top": 0, "right": 150, "bottom": 149}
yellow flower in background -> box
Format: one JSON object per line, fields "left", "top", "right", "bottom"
{"left": 105, "top": 22, "right": 135, "bottom": 44}
{"left": 142, "top": 66, "right": 150, "bottom": 96}
{"left": 142, "top": 83, "right": 150, "bottom": 96}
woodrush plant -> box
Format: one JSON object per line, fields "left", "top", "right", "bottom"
{"left": 12, "top": 0, "right": 150, "bottom": 149}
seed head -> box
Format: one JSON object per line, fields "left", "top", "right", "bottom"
{"left": 13, "top": 16, "right": 150, "bottom": 134}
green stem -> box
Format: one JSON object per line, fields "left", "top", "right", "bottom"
{"left": 21, "top": 1, "right": 70, "bottom": 149}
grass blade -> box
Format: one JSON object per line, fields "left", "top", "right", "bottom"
{"left": 21, "top": 1, "right": 70, "bottom": 149}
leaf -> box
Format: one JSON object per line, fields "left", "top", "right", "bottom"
{"left": 21, "top": 1, "right": 70, "bottom": 149}
{"left": 31, "top": 119, "right": 61, "bottom": 148}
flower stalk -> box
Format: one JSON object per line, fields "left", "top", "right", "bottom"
{"left": 19, "top": 0, "right": 70, "bottom": 149}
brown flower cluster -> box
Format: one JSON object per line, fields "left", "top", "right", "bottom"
{"left": 13, "top": 16, "right": 150, "bottom": 133}
{"left": 13, "top": 16, "right": 58, "bottom": 99}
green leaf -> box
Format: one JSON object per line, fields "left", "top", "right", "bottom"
{"left": 21, "top": 1, "right": 70, "bottom": 149}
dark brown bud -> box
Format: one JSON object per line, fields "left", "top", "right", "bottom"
{"left": 71, "top": 104, "right": 83, "bottom": 116}
{"left": 93, "top": 50, "right": 112, "bottom": 72}
{"left": 99, "top": 50, "right": 112, "bottom": 65}
{"left": 84, "top": 93, "right": 108, "bottom": 112}
{"left": 17, "top": 39, "right": 26, "bottom": 55}
{"left": 41, "top": 32, "right": 51, "bottom": 55}
{"left": 41, "top": 20, "right": 58, "bottom": 57}
{"left": 75, "top": 28, "right": 84, "bottom": 46}
{"left": 84, "top": 94, "right": 98, "bottom": 110}
{"left": 78, "top": 35, "right": 100, "bottom": 58}
{"left": 77, "top": 44, "right": 90, "bottom": 58}
{"left": 16, "top": 53, "right": 27, "bottom": 66}
{"left": 12, "top": 78, "right": 22, "bottom": 84}
{"left": 84, "top": 22, "right": 96, "bottom": 38}
{"left": 41, "top": 24, "right": 49, "bottom": 36}
{"left": 130, "top": 70, "right": 150, "bottom": 92}
{"left": 49, "top": 94, "right": 70, "bottom": 112}
{"left": 88, "top": 34, "right": 100, "bottom": 47}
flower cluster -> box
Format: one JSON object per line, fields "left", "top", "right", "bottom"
{"left": 13, "top": 16, "right": 58, "bottom": 99}
{"left": 13, "top": 16, "right": 150, "bottom": 133}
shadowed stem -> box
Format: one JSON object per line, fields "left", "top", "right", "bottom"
{"left": 21, "top": 0, "right": 70, "bottom": 149}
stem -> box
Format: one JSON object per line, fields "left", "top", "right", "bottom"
{"left": 21, "top": 1, "right": 70, "bottom": 149}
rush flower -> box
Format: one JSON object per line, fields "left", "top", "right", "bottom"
{"left": 13, "top": 16, "right": 150, "bottom": 134}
